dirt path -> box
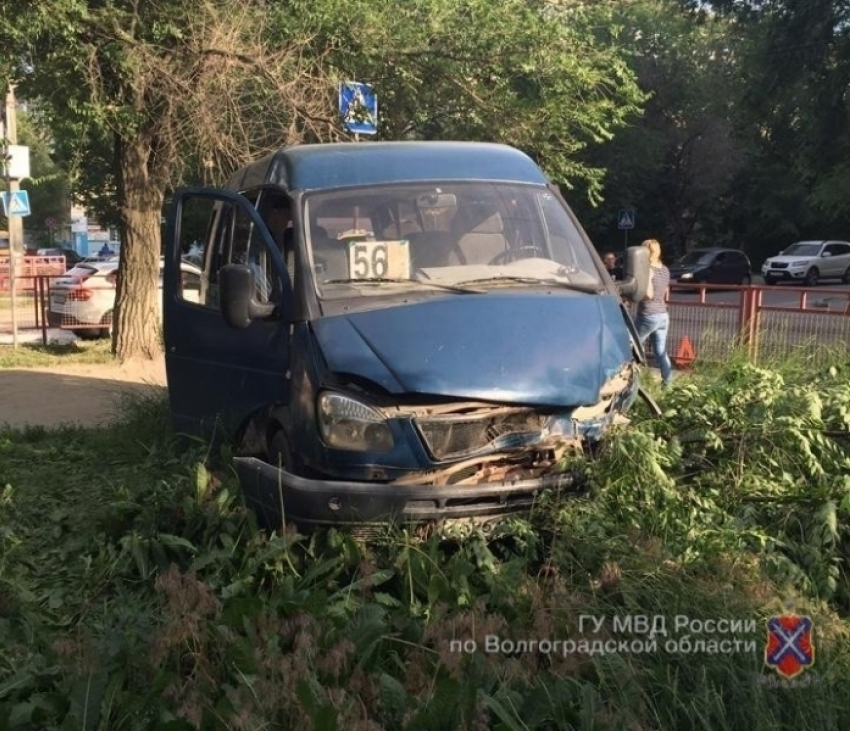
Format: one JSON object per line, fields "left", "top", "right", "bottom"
{"left": 0, "top": 356, "right": 168, "bottom": 430}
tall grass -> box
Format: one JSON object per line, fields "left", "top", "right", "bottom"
{"left": 2, "top": 354, "right": 850, "bottom": 730}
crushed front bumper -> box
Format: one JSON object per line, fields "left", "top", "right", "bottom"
{"left": 233, "top": 456, "right": 584, "bottom": 530}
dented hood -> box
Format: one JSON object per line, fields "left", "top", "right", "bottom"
{"left": 311, "top": 293, "right": 634, "bottom": 406}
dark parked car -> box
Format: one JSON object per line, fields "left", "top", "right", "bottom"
{"left": 162, "top": 141, "right": 653, "bottom": 531}
{"left": 669, "top": 248, "right": 752, "bottom": 285}
{"left": 36, "top": 247, "right": 84, "bottom": 270}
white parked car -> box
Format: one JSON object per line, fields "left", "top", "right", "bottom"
{"left": 48, "top": 258, "right": 201, "bottom": 338}
{"left": 761, "top": 240, "right": 850, "bottom": 286}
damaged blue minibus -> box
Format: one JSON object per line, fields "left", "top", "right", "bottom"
{"left": 162, "top": 141, "right": 651, "bottom": 529}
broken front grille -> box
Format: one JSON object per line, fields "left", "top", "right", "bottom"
{"left": 414, "top": 409, "right": 550, "bottom": 461}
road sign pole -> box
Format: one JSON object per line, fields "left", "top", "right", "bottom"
{"left": 617, "top": 208, "right": 635, "bottom": 256}
{"left": 9, "top": 244, "right": 17, "bottom": 349}
{"left": 3, "top": 86, "right": 19, "bottom": 348}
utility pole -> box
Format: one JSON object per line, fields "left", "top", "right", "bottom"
{"left": 2, "top": 85, "right": 21, "bottom": 347}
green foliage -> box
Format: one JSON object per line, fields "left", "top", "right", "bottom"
{"left": 559, "top": 357, "right": 850, "bottom": 605}
{"left": 1, "top": 0, "right": 651, "bottom": 360}
{"left": 3, "top": 357, "right": 850, "bottom": 730}
{"left": 4, "top": 0, "right": 647, "bottom": 214}
{"left": 695, "top": 0, "right": 850, "bottom": 264}
{"left": 8, "top": 0, "right": 850, "bottom": 298}
{"left": 294, "top": 0, "right": 646, "bottom": 200}
{"left": 570, "top": 0, "right": 749, "bottom": 255}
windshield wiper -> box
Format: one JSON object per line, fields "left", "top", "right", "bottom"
{"left": 321, "top": 277, "right": 484, "bottom": 293}
{"left": 452, "top": 276, "right": 602, "bottom": 294}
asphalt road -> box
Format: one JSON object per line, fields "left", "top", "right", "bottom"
{"left": 671, "top": 277, "right": 850, "bottom": 309}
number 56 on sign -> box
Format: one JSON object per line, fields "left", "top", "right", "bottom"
{"left": 348, "top": 240, "right": 410, "bottom": 279}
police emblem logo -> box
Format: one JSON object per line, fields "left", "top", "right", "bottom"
{"left": 764, "top": 614, "right": 815, "bottom": 679}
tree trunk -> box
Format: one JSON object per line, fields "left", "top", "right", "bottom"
{"left": 112, "top": 136, "right": 166, "bottom": 361}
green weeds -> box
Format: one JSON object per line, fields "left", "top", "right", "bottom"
{"left": 1, "top": 354, "right": 850, "bottom": 729}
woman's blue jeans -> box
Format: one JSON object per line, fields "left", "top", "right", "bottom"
{"left": 635, "top": 312, "right": 673, "bottom": 385}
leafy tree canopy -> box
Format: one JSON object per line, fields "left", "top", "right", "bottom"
{"left": 0, "top": 0, "right": 647, "bottom": 358}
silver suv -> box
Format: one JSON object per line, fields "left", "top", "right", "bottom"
{"left": 762, "top": 240, "right": 850, "bottom": 286}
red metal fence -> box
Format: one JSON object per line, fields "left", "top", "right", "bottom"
{"left": 0, "top": 256, "right": 65, "bottom": 291}
{"left": 0, "top": 257, "right": 63, "bottom": 348}
{"left": 0, "top": 275, "right": 54, "bottom": 341}
{"left": 636, "top": 283, "right": 850, "bottom": 368}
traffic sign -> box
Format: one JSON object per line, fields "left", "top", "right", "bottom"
{"left": 339, "top": 81, "right": 378, "bottom": 135}
{"left": 1, "top": 190, "right": 31, "bottom": 217}
{"left": 618, "top": 208, "right": 635, "bottom": 230}
{"left": 4, "top": 145, "right": 31, "bottom": 179}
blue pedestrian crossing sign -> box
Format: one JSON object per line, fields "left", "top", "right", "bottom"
{"left": 1, "top": 190, "right": 31, "bottom": 217}
{"left": 618, "top": 208, "right": 635, "bottom": 230}
{"left": 339, "top": 81, "right": 378, "bottom": 135}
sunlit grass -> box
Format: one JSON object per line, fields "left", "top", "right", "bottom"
{"left": 0, "top": 339, "right": 114, "bottom": 368}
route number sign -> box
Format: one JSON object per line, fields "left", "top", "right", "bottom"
{"left": 348, "top": 240, "right": 410, "bottom": 279}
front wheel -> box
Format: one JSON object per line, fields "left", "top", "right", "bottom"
{"left": 763, "top": 276, "right": 776, "bottom": 286}
{"left": 246, "top": 428, "right": 299, "bottom": 531}
{"left": 842, "top": 266, "right": 850, "bottom": 285}
{"left": 268, "top": 428, "right": 299, "bottom": 472}
{"left": 804, "top": 268, "right": 819, "bottom": 287}
{"left": 741, "top": 274, "right": 752, "bottom": 285}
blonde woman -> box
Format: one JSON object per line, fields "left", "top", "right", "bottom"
{"left": 636, "top": 238, "right": 673, "bottom": 386}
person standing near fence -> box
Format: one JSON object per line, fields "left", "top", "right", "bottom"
{"left": 636, "top": 238, "right": 673, "bottom": 387}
